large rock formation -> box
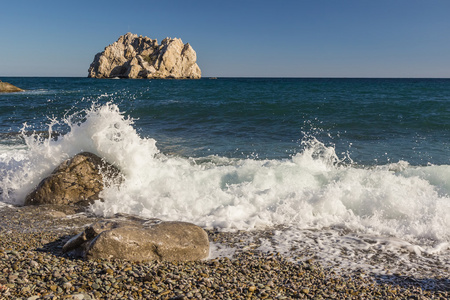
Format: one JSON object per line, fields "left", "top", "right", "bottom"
{"left": 63, "top": 216, "right": 210, "bottom": 261}
{"left": 25, "top": 152, "right": 122, "bottom": 206}
{"left": 88, "top": 33, "right": 201, "bottom": 79}
{"left": 0, "top": 82, "right": 23, "bottom": 93}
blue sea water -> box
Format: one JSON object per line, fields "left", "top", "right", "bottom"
{"left": 1, "top": 77, "right": 449, "bottom": 165}
{"left": 0, "top": 77, "right": 449, "bottom": 274}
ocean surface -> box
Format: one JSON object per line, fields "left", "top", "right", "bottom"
{"left": 0, "top": 77, "right": 449, "bottom": 276}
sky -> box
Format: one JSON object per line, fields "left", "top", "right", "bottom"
{"left": 1, "top": 0, "right": 450, "bottom": 78}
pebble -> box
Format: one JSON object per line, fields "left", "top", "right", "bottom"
{"left": 0, "top": 205, "right": 448, "bottom": 299}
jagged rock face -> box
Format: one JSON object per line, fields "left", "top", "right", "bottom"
{"left": 25, "top": 152, "right": 122, "bottom": 206}
{"left": 88, "top": 33, "right": 201, "bottom": 79}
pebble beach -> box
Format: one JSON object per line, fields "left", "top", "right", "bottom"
{"left": 0, "top": 205, "right": 448, "bottom": 300}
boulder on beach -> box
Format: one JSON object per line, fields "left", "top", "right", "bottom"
{"left": 88, "top": 32, "right": 201, "bottom": 79}
{"left": 25, "top": 152, "right": 122, "bottom": 206}
{"left": 63, "top": 215, "right": 210, "bottom": 261}
{"left": 0, "top": 82, "right": 23, "bottom": 93}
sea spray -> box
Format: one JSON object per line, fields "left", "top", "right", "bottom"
{"left": 0, "top": 102, "right": 158, "bottom": 204}
{"left": 0, "top": 103, "right": 449, "bottom": 250}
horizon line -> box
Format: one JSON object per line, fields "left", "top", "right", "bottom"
{"left": 1, "top": 75, "right": 450, "bottom": 79}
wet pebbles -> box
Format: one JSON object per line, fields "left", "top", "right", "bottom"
{"left": 0, "top": 205, "right": 448, "bottom": 299}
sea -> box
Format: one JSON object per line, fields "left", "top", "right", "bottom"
{"left": 0, "top": 77, "right": 449, "bottom": 279}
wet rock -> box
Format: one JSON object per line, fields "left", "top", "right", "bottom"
{"left": 63, "top": 215, "right": 209, "bottom": 261}
{"left": 25, "top": 152, "right": 121, "bottom": 206}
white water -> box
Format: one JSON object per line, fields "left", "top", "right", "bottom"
{"left": 0, "top": 103, "right": 449, "bottom": 274}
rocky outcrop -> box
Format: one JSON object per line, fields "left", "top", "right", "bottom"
{"left": 88, "top": 33, "right": 201, "bottom": 79}
{"left": 63, "top": 215, "right": 210, "bottom": 261}
{"left": 0, "top": 82, "right": 23, "bottom": 93}
{"left": 25, "top": 152, "right": 122, "bottom": 206}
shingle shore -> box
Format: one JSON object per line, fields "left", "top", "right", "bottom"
{"left": 0, "top": 205, "right": 448, "bottom": 299}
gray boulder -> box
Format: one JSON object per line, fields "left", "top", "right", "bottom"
{"left": 25, "top": 152, "right": 121, "bottom": 206}
{"left": 63, "top": 215, "right": 210, "bottom": 261}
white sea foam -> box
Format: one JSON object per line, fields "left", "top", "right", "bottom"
{"left": 0, "top": 103, "right": 449, "bottom": 273}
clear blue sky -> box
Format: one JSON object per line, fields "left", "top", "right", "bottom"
{"left": 1, "top": 0, "right": 449, "bottom": 77}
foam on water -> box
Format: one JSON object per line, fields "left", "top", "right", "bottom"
{"left": 0, "top": 103, "right": 449, "bottom": 273}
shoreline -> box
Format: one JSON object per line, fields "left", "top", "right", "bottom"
{"left": 0, "top": 205, "right": 448, "bottom": 299}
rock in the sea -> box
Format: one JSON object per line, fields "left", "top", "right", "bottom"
{"left": 25, "top": 152, "right": 121, "bottom": 206}
{"left": 0, "top": 82, "right": 23, "bottom": 93}
{"left": 88, "top": 32, "right": 201, "bottom": 79}
{"left": 63, "top": 215, "right": 209, "bottom": 261}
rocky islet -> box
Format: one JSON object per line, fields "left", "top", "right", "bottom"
{"left": 88, "top": 33, "right": 201, "bottom": 79}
